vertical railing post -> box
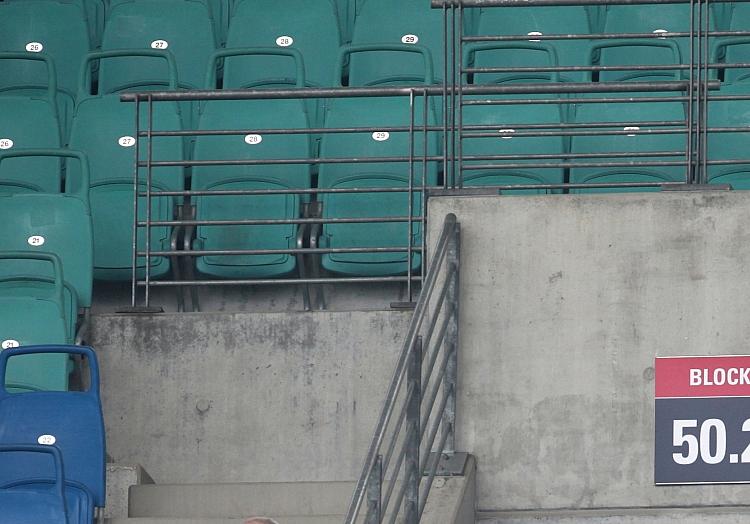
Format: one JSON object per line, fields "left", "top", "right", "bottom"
{"left": 404, "top": 336, "right": 423, "bottom": 523}
{"left": 443, "top": 223, "right": 460, "bottom": 454}
{"left": 365, "top": 454, "right": 383, "bottom": 524}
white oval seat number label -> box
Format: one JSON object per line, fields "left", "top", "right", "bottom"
{"left": 151, "top": 40, "right": 169, "bottom": 49}
{"left": 0, "top": 139, "right": 13, "bottom": 150}
{"left": 276, "top": 36, "right": 294, "bottom": 47}
{"left": 26, "top": 42, "right": 44, "bottom": 53}
{"left": 528, "top": 31, "right": 543, "bottom": 42}
{"left": 118, "top": 136, "right": 136, "bottom": 148}
{"left": 28, "top": 235, "right": 45, "bottom": 247}
{"left": 499, "top": 129, "right": 516, "bottom": 139}
{"left": 38, "top": 435, "right": 56, "bottom": 446}
{"left": 654, "top": 29, "right": 669, "bottom": 38}
{"left": 1, "top": 340, "right": 19, "bottom": 350}
{"left": 244, "top": 134, "right": 263, "bottom": 145}
{"left": 402, "top": 34, "right": 419, "bottom": 45}
{"left": 372, "top": 132, "right": 390, "bottom": 142}
{"left": 624, "top": 126, "right": 640, "bottom": 137}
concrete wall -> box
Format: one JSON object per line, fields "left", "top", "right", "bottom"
{"left": 91, "top": 310, "right": 411, "bottom": 483}
{"left": 428, "top": 191, "right": 750, "bottom": 512}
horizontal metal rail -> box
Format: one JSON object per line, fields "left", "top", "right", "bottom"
{"left": 136, "top": 216, "right": 424, "bottom": 227}
{"left": 434, "top": 0, "right": 749, "bottom": 6}
{"left": 139, "top": 276, "right": 422, "bottom": 287}
{"left": 464, "top": 31, "right": 750, "bottom": 42}
{"left": 140, "top": 247, "right": 423, "bottom": 257}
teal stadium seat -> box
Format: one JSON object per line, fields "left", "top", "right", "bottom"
{"left": 0, "top": 253, "right": 71, "bottom": 392}
{"left": 461, "top": 96, "right": 566, "bottom": 193}
{"left": 317, "top": 45, "right": 438, "bottom": 276}
{"left": 70, "top": 50, "right": 185, "bottom": 281}
{"left": 191, "top": 50, "right": 312, "bottom": 280}
{"left": 0, "top": 1, "right": 90, "bottom": 137}
{"left": 100, "top": 0, "right": 217, "bottom": 92}
{"left": 707, "top": 83, "right": 750, "bottom": 188}
{"left": 594, "top": 39, "right": 684, "bottom": 83}
{"left": 570, "top": 99, "right": 688, "bottom": 192}
{"left": 226, "top": 0, "right": 341, "bottom": 89}
{"left": 717, "top": 37, "right": 750, "bottom": 84}
{"left": 110, "top": 0, "right": 225, "bottom": 45}
{"left": 0, "top": 58, "right": 61, "bottom": 194}
{"left": 0, "top": 150, "right": 94, "bottom": 309}
{"left": 349, "top": 0, "right": 448, "bottom": 85}
{"left": 599, "top": 4, "right": 716, "bottom": 81}
{"left": 474, "top": 6, "right": 597, "bottom": 83}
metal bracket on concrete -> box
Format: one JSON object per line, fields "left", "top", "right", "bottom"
{"left": 661, "top": 184, "right": 732, "bottom": 192}
{"left": 391, "top": 301, "right": 417, "bottom": 310}
{"left": 115, "top": 306, "right": 165, "bottom": 314}
{"left": 423, "top": 451, "right": 470, "bottom": 476}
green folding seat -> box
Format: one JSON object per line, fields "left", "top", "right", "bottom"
{"left": 569, "top": 98, "right": 688, "bottom": 192}
{"left": 599, "top": 5, "right": 716, "bottom": 82}
{"left": 0, "top": 0, "right": 90, "bottom": 137}
{"left": 0, "top": 77, "right": 61, "bottom": 194}
{"left": 474, "top": 6, "right": 597, "bottom": 83}
{"left": 192, "top": 57, "right": 312, "bottom": 279}
{"left": 349, "top": 0, "right": 449, "bottom": 85}
{"left": 317, "top": 99, "right": 438, "bottom": 276}
{"left": 0, "top": 150, "right": 94, "bottom": 309}
{"left": 70, "top": 50, "right": 185, "bottom": 281}
{"left": 100, "top": 0, "right": 217, "bottom": 92}
{"left": 226, "top": 0, "right": 341, "bottom": 89}
{"left": 716, "top": 36, "right": 750, "bottom": 84}
{"left": 461, "top": 97, "right": 566, "bottom": 194}
{"left": 0, "top": 252, "right": 72, "bottom": 392}
{"left": 707, "top": 83, "right": 750, "bottom": 188}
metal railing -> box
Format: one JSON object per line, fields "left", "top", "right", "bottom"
{"left": 344, "top": 213, "right": 460, "bottom": 524}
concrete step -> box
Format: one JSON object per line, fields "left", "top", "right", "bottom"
{"left": 128, "top": 482, "right": 355, "bottom": 518}
{"left": 476, "top": 506, "right": 750, "bottom": 523}
{"left": 107, "top": 517, "right": 342, "bottom": 524}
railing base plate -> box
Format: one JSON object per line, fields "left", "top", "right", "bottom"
{"left": 390, "top": 301, "right": 417, "bottom": 310}
{"left": 116, "top": 306, "right": 165, "bottom": 314}
{"left": 424, "top": 451, "right": 470, "bottom": 476}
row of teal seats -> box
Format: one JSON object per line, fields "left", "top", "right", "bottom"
{"left": 0, "top": 150, "right": 92, "bottom": 394}
{"left": 463, "top": 83, "right": 750, "bottom": 192}
{"left": 5, "top": 0, "right": 750, "bottom": 140}
{"left": 0, "top": 345, "right": 106, "bottom": 524}
{"left": 1, "top": 48, "right": 436, "bottom": 285}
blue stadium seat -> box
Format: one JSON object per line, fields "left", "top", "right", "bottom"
{"left": 350, "top": 0, "right": 448, "bottom": 85}
{"left": 570, "top": 97, "right": 688, "bottom": 191}
{"left": 0, "top": 345, "right": 106, "bottom": 513}
{"left": 70, "top": 50, "right": 185, "bottom": 281}
{"left": 0, "top": 0, "right": 90, "bottom": 136}
{"left": 100, "top": 0, "right": 217, "bottom": 92}
{"left": 317, "top": 45, "right": 438, "bottom": 276}
{"left": 192, "top": 52, "right": 312, "bottom": 280}
{"left": 0, "top": 150, "right": 94, "bottom": 309}
{"left": 474, "top": 6, "right": 597, "bottom": 83}
{"left": 0, "top": 445, "right": 68, "bottom": 524}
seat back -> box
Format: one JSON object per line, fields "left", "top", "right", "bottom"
{"left": 192, "top": 50, "right": 311, "bottom": 277}
{"left": 0, "top": 149, "right": 93, "bottom": 307}
{"left": 0, "top": 445, "right": 68, "bottom": 524}
{"left": 225, "top": 0, "right": 340, "bottom": 89}
{"left": 707, "top": 82, "right": 750, "bottom": 185}
{"left": 717, "top": 37, "right": 750, "bottom": 84}
{"left": 0, "top": 345, "right": 106, "bottom": 508}
{"left": 100, "top": 0, "right": 216, "bottom": 91}
{"left": 570, "top": 98, "right": 688, "bottom": 191}
{"left": 475, "top": 6, "right": 595, "bottom": 83}
{"left": 594, "top": 39, "right": 683, "bottom": 82}
{"left": 350, "top": 0, "right": 446, "bottom": 85}
{"left": 71, "top": 50, "right": 184, "bottom": 280}
{"left": 0, "top": 0, "right": 90, "bottom": 100}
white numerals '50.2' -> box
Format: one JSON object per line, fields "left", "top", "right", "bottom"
{"left": 673, "top": 419, "right": 727, "bottom": 465}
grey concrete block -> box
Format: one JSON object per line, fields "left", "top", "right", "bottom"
{"left": 428, "top": 192, "right": 750, "bottom": 511}
{"left": 105, "top": 464, "right": 154, "bottom": 519}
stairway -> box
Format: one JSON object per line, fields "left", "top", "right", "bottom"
{"left": 105, "top": 481, "right": 351, "bottom": 524}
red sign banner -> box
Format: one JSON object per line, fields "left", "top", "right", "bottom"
{"left": 655, "top": 355, "right": 750, "bottom": 399}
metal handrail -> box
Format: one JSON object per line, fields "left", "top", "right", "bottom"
{"left": 344, "top": 213, "right": 461, "bottom": 524}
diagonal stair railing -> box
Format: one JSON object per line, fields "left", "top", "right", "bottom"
{"left": 344, "top": 213, "right": 461, "bottom": 524}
